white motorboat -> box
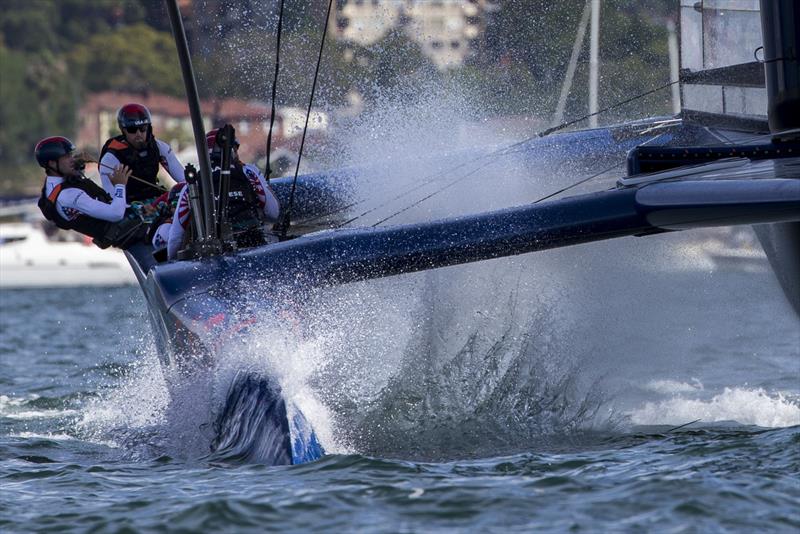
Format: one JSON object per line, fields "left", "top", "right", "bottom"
{"left": 0, "top": 220, "right": 136, "bottom": 289}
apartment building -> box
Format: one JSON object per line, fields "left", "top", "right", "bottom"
{"left": 334, "top": 0, "right": 493, "bottom": 69}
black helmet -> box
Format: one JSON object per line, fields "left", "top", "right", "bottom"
{"left": 34, "top": 136, "right": 76, "bottom": 168}
{"left": 117, "top": 103, "right": 152, "bottom": 131}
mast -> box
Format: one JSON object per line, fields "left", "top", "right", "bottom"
{"left": 588, "top": 0, "right": 600, "bottom": 127}
{"left": 667, "top": 19, "right": 681, "bottom": 115}
{"left": 165, "top": 0, "right": 222, "bottom": 254}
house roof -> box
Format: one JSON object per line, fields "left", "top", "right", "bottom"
{"left": 83, "top": 91, "right": 271, "bottom": 120}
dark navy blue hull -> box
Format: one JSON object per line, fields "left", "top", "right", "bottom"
{"left": 126, "top": 244, "right": 326, "bottom": 466}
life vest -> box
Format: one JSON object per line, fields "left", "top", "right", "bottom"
{"left": 100, "top": 135, "right": 163, "bottom": 202}
{"left": 220, "top": 163, "right": 269, "bottom": 248}
{"left": 37, "top": 176, "right": 145, "bottom": 249}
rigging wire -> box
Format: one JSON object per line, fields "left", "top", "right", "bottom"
{"left": 333, "top": 150, "right": 500, "bottom": 228}
{"left": 373, "top": 158, "right": 623, "bottom": 228}
{"left": 307, "top": 78, "right": 680, "bottom": 228}
{"left": 530, "top": 79, "right": 679, "bottom": 140}
{"left": 264, "top": 0, "right": 285, "bottom": 182}
{"left": 532, "top": 161, "right": 623, "bottom": 204}
{"left": 279, "top": 0, "right": 334, "bottom": 237}
{"left": 371, "top": 156, "right": 502, "bottom": 227}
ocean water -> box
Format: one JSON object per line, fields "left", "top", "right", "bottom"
{"left": 1, "top": 232, "right": 799, "bottom": 532}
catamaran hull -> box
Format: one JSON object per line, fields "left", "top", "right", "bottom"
{"left": 126, "top": 244, "right": 325, "bottom": 465}
{"left": 124, "top": 118, "right": 800, "bottom": 466}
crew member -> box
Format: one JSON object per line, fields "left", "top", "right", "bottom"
{"left": 35, "top": 136, "right": 144, "bottom": 249}
{"left": 99, "top": 103, "right": 185, "bottom": 203}
{"left": 147, "top": 182, "right": 186, "bottom": 259}
{"left": 167, "top": 128, "right": 281, "bottom": 260}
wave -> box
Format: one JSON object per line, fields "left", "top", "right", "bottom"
{"left": 641, "top": 378, "right": 704, "bottom": 394}
{"left": 629, "top": 387, "right": 800, "bottom": 428}
{"left": 0, "top": 394, "right": 80, "bottom": 420}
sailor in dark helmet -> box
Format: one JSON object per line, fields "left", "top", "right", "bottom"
{"left": 98, "top": 103, "right": 186, "bottom": 203}
{"left": 35, "top": 136, "right": 146, "bottom": 249}
{"left": 166, "top": 127, "right": 281, "bottom": 260}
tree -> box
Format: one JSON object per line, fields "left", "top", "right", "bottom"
{"left": 478, "top": 0, "right": 674, "bottom": 121}
{"left": 0, "top": 4, "right": 57, "bottom": 53}
{"left": 69, "top": 24, "right": 184, "bottom": 97}
{"left": 0, "top": 0, "right": 146, "bottom": 53}
{"left": 0, "top": 0, "right": 150, "bottom": 177}
{"left": 0, "top": 44, "right": 79, "bottom": 167}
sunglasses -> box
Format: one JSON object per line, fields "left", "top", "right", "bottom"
{"left": 124, "top": 125, "right": 149, "bottom": 134}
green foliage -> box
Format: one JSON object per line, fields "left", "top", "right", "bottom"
{"left": 0, "top": 0, "right": 147, "bottom": 53}
{"left": 0, "top": 45, "right": 78, "bottom": 168}
{"left": 69, "top": 24, "right": 184, "bottom": 96}
{"left": 0, "top": 0, "right": 167, "bottom": 186}
{"left": 0, "top": 4, "right": 57, "bottom": 53}
{"left": 194, "top": 28, "right": 280, "bottom": 102}
{"left": 483, "top": 0, "right": 675, "bottom": 124}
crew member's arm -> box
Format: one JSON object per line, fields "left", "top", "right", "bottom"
{"left": 98, "top": 152, "right": 122, "bottom": 195}
{"left": 156, "top": 139, "right": 186, "bottom": 183}
{"left": 243, "top": 164, "right": 280, "bottom": 222}
{"left": 59, "top": 165, "right": 131, "bottom": 222}
{"left": 167, "top": 186, "right": 191, "bottom": 260}
{"left": 58, "top": 184, "right": 127, "bottom": 222}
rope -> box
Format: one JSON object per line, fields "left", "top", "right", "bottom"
{"left": 754, "top": 46, "right": 798, "bottom": 64}
{"left": 95, "top": 160, "right": 169, "bottom": 193}
{"left": 264, "top": 0, "right": 285, "bottom": 182}
{"left": 372, "top": 158, "right": 622, "bottom": 228}
{"left": 667, "top": 419, "right": 701, "bottom": 433}
{"left": 280, "top": 0, "right": 334, "bottom": 237}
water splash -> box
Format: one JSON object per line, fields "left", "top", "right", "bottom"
{"left": 297, "top": 265, "right": 611, "bottom": 460}
{"left": 629, "top": 387, "right": 800, "bottom": 428}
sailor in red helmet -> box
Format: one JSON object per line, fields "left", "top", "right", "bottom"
{"left": 166, "top": 128, "right": 281, "bottom": 260}
{"left": 98, "top": 103, "right": 185, "bottom": 203}
{"left": 34, "top": 136, "right": 146, "bottom": 249}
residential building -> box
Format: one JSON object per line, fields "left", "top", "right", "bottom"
{"left": 333, "top": 0, "right": 493, "bottom": 69}
{"left": 335, "top": 0, "right": 403, "bottom": 46}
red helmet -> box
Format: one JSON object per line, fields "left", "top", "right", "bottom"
{"left": 34, "top": 136, "right": 76, "bottom": 168}
{"left": 117, "top": 103, "right": 152, "bottom": 131}
{"left": 205, "top": 128, "right": 240, "bottom": 151}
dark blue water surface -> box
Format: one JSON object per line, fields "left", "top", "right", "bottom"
{"left": 1, "top": 239, "right": 799, "bottom": 532}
